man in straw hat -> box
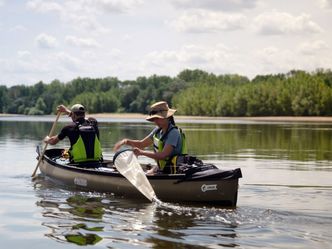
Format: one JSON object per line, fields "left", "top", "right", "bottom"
{"left": 113, "top": 101, "right": 186, "bottom": 175}
{"left": 44, "top": 104, "right": 103, "bottom": 163}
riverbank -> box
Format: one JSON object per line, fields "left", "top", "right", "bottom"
{"left": 92, "top": 113, "right": 332, "bottom": 123}
{"left": 1, "top": 113, "right": 332, "bottom": 122}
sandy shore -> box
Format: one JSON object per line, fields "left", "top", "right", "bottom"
{"left": 1, "top": 113, "right": 332, "bottom": 122}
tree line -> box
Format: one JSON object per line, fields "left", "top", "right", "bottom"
{"left": 1, "top": 68, "right": 332, "bottom": 116}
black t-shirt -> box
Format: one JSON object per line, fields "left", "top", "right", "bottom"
{"left": 57, "top": 117, "right": 99, "bottom": 146}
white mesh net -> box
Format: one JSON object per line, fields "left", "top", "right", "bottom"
{"left": 113, "top": 150, "right": 156, "bottom": 201}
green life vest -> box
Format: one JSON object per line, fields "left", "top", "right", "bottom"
{"left": 153, "top": 125, "right": 186, "bottom": 173}
{"left": 69, "top": 120, "right": 102, "bottom": 163}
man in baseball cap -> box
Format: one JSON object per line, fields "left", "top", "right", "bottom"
{"left": 44, "top": 103, "right": 103, "bottom": 163}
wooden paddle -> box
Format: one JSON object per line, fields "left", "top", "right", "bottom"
{"left": 113, "top": 149, "right": 158, "bottom": 202}
{"left": 31, "top": 111, "right": 61, "bottom": 178}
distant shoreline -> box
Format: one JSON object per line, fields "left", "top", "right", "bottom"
{"left": 93, "top": 113, "right": 332, "bottom": 122}
{"left": 1, "top": 113, "right": 332, "bottom": 122}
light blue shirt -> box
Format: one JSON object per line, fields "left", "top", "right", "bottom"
{"left": 149, "top": 124, "right": 182, "bottom": 157}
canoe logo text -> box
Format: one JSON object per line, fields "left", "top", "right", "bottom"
{"left": 201, "top": 184, "right": 217, "bottom": 192}
{"left": 74, "top": 177, "right": 87, "bottom": 187}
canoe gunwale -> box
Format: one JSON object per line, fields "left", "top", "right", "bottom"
{"left": 42, "top": 148, "right": 242, "bottom": 181}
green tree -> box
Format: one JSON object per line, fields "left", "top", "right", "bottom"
{"left": 0, "top": 86, "right": 8, "bottom": 113}
{"left": 71, "top": 91, "right": 120, "bottom": 113}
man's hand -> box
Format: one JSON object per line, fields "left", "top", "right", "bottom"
{"left": 57, "top": 105, "right": 70, "bottom": 115}
{"left": 44, "top": 136, "right": 50, "bottom": 143}
{"left": 44, "top": 135, "right": 59, "bottom": 145}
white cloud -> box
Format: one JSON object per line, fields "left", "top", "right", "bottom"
{"left": 141, "top": 41, "right": 332, "bottom": 79}
{"left": 1, "top": 1, "right": 332, "bottom": 86}
{"left": 17, "top": 50, "right": 32, "bottom": 59}
{"left": 94, "top": 0, "right": 143, "bottom": 13}
{"left": 254, "top": 11, "right": 323, "bottom": 35}
{"left": 10, "top": 25, "right": 27, "bottom": 32}
{"left": 319, "top": 0, "right": 332, "bottom": 9}
{"left": 55, "top": 52, "right": 81, "bottom": 71}
{"left": 122, "top": 34, "right": 133, "bottom": 41}
{"left": 179, "top": 44, "right": 231, "bottom": 64}
{"left": 1, "top": 56, "right": 49, "bottom": 75}
{"left": 256, "top": 46, "right": 283, "bottom": 63}
{"left": 26, "top": 0, "right": 62, "bottom": 13}
{"left": 250, "top": 46, "right": 299, "bottom": 76}
{"left": 64, "top": 13, "right": 110, "bottom": 34}
{"left": 252, "top": 44, "right": 332, "bottom": 76}
{"left": 35, "top": 33, "right": 58, "bottom": 49}
{"left": 1, "top": 51, "right": 90, "bottom": 84}
{"left": 65, "top": 35, "right": 101, "bottom": 48}
{"left": 26, "top": 0, "right": 141, "bottom": 34}
{"left": 170, "top": 10, "right": 247, "bottom": 33}
{"left": 81, "top": 51, "right": 98, "bottom": 60}
{"left": 27, "top": 0, "right": 143, "bottom": 15}
{"left": 109, "top": 48, "right": 122, "bottom": 57}
{"left": 141, "top": 43, "right": 235, "bottom": 76}
{"left": 171, "top": 0, "right": 257, "bottom": 11}
{"left": 298, "top": 40, "right": 329, "bottom": 55}
{"left": 26, "top": 1, "right": 99, "bottom": 33}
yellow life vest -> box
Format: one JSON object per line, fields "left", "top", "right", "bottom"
{"left": 153, "top": 126, "right": 186, "bottom": 173}
{"left": 69, "top": 121, "right": 102, "bottom": 163}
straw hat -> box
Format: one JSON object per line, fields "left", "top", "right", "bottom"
{"left": 146, "top": 101, "right": 176, "bottom": 121}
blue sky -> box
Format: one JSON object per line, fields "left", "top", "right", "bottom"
{"left": 0, "top": 0, "right": 331, "bottom": 86}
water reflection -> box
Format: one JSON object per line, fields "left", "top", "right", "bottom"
{"left": 33, "top": 177, "right": 242, "bottom": 248}
{"left": 34, "top": 179, "right": 108, "bottom": 246}
{"left": 146, "top": 205, "right": 239, "bottom": 249}
{"left": 40, "top": 198, "right": 105, "bottom": 246}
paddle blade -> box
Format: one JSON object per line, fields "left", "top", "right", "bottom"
{"left": 113, "top": 150, "right": 156, "bottom": 202}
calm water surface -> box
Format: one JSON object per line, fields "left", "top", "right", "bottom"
{"left": 0, "top": 115, "right": 331, "bottom": 249}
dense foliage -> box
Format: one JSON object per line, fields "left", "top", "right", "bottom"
{"left": 1, "top": 69, "right": 332, "bottom": 116}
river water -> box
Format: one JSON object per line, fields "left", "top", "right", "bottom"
{"left": 0, "top": 115, "right": 331, "bottom": 248}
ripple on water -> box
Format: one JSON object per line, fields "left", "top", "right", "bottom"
{"left": 0, "top": 173, "right": 330, "bottom": 249}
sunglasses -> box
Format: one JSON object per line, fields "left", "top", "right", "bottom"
{"left": 149, "top": 109, "right": 167, "bottom": 116}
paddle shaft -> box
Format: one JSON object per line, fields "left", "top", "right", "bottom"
{"left": 31, "top": 111, "right": 61, "bottom": 177}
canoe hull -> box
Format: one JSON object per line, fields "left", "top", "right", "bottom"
{"left": 39, "top": 149, "right": 241, "bottom": 207}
